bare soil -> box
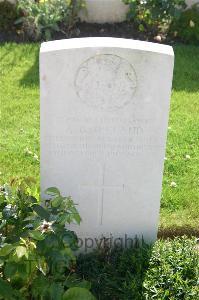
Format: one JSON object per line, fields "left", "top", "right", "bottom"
{"left": 0, "top": 21, "right": 173, "bottom": 44}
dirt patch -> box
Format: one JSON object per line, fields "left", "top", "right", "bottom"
{"left": 0, "top": 21, "right": 173, "bottom": 44}
{"left": 158, "top": 225, "right": 199, "bottom": 239}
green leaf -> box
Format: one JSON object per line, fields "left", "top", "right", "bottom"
{"left": 37, "top": 257, "right": 47, "bottom": 275}
{"left": 65, "top": 276, "right": 91, "bottom": 290}
{"left": 63, "top": 287, "right": 96, "bottom": 300}
{"left": 16, "top": 262, "right": 29, "bottom": 279}
{"left": 0, "top": 258, "right": 4, "bottom": 267}
{"left": 58, "top": 213, "right": 70, "bottom": 225}
{"left": 29, "top": 230, "right": 45, "bottom": 240}
{"left": 44, "top": 29, "right": 51, "bottom": 41}
{"left": 32, "top": 204, "right": 50, "bottom": 221}
{"left": 48, "top": 282, "right": 64, "bottom": 300}
{"left": 31, "top": 275, "right": 50, "bottom": 298}
{"left": 73, "top": 213, "right": 81, "bottom": 225}
{"left": 4, "top": 262, "right": 18, "bottom": 278}
{"left": 28, "top": 195, "right": 38, "bottom": 204}
{"left": 0, "top": 244, "right": 15, "bottom": 257}
{"left": 61, "top": 247, "right": 76, "bottom": 261}
{"left": 51, "top": 196, "right": 62, "bottom": 207}
{"left": 62, "top": 232, "right": 77, "bottom": 247}
{"left": 16, "top": 246, "right": 27, "bottom": 259}
{"left": 45, "top": 187, "right": 60, "bottom": 197}
{"left": 139, "top": 24, "right": 145, "bottom": 32}
{"left": 0, "top": 278, "right": 16, "bottom": 300}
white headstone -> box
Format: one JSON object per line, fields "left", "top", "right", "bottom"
{"left": 40, "top": 38, "right": 174, "bottom": 250}
{"left": 79, "top": 0, "right": 129, "bottom": 23}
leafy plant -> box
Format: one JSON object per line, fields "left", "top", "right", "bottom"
{"left": 0, "top": 178, "right": 95, "bottom": 299}
{"left": 16, "top": 0, "right": 84, "bottom": 41}
{"left": 0, "top": 0, "right": 19, "bottom": 31}
{"left": 123, "top": 0, "right": 186, "bottom": 34}
{"left": 169, "top": 4, "right": 199, "bottom": 45}
{"left": 143, "top": 237, "right": 199, "bottom": 299}
{"left": 76, "top": 237, "right": 199, "bottom": 300}
{"left": 77, "top": 241, "right": 152, "bottom": 299}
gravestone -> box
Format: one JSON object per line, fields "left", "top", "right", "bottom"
{"left": 40, "top": 38, "right": 174, "bottom": 250}
{"left": 79, "top": 0, "right": 128, "bottom": 23}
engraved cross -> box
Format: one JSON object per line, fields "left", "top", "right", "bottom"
{"left": 80, "top": 164, "right": 124, "bottom": 225}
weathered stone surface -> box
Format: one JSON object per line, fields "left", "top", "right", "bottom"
{"left": 40, "top": 38, "right": 174, "bottom": 250}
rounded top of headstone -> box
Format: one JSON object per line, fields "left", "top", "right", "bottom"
{"left": 41, "top": 38, "right": 174, "bottom": 57}
{"left": 75, "top": 54, "right": 137, "bottom": 111}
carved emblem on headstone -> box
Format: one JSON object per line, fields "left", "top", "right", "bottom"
{"left": 75, "top": 54, "right": 137, "bottom": 110}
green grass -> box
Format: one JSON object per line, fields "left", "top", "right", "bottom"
{"left": 0, "top": 43, "right": 199, "bottom": 233}
{"left": 161, "top": 45, "right": 199, "bottom": 232}
{"left": 0, "top": 44, "right": 40, "bottom": 182}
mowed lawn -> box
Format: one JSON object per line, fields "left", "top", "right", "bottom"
{"left": 0, "top": 43, "right": 199, "bottom": 233}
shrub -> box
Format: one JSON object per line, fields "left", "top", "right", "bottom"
{"left": 0, "top": 179, "right": 198, "bottom": 299}
{"left": 123, "top": 0, "right": 186, "bottom": 34}
{"left": 0, "top": 178, "right": 95, "bottom": 299}
{"left": 16, "top": 0, "right": 84, "bottom": 41}
{"left": 143, "top": 237, "right": 199, "bottom": 299}
{"left": 0, "top": 0, "right": 18, "bottom": 31}
{"left": 77, "top": 242, "right": 152, "bottom": 299}
{"left": 77, "top": 237, "right": 199, "bottom": 300}
{"left": 169, "top": 4, "right": 199, "bottom": 45}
